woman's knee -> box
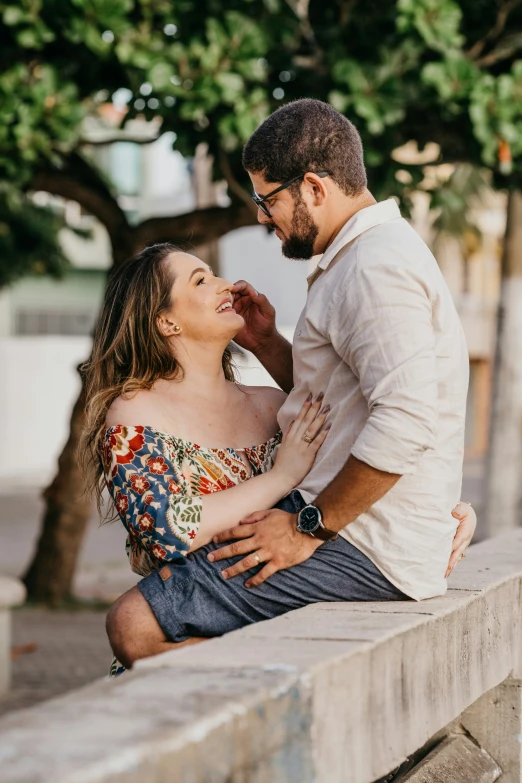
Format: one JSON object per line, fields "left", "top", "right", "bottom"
{"left": 106, "top": 588, "right": 144, "bottom": 663}
{"left": 106, "top": 586, "right": 166, "bottom": 667}
{"left": 106, "top": 592, "right": 131, "bottom": 660}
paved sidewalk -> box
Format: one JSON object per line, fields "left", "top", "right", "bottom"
{"left": 0, "top": 608, "right": 111, "bottom": 717}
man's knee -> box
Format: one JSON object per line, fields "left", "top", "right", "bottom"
{"left": 106, "top": 586, "right": 165, "bottom": 668}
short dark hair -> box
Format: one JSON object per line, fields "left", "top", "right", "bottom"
{"left": 242, "top": 99, "right": 367, "bottom": 196}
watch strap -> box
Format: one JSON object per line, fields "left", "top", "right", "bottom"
{"left": 312, "top": 522, "right": 338, "bottom": 541}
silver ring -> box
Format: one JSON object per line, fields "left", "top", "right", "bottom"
{"left": 302, "top": 435, "right": 313, "bottom": 444}
{"left": 253, "top": 553, "right": 261, "bottom": 565}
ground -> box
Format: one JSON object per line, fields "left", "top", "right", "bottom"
{"left": 0, "top": 457, "right": 484, "bottom": 717}
{"left": 0, "top": 485, "right": 137, "bottom": 717}
{"left": 1, "top": 609, "right": 110, "bottom": 716}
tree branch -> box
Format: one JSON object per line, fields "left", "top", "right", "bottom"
{"left": 284, "top": 0, "right": 310, "bottom": 24}
{"left": 28, "top": 155, "right": 129, "bottom": 241}
{"left": 475, "top": 32, "right": 522, "bottom": 67}
{"left": 131, "top": 202, "right": 258, "bottom": 251}
{"left": 284, "top": 0, "right": 324, "bottom": 62}
{"left": 339, "top": 0, "right": 359, "bottom": 28}
{"left": 79, "top": 135, "right": 161, "bottom": 147}
{"left": 26, "top": 150, "right": 260, "bottom": 268}
{"left": 218, "top": 148, "right": 258, "bottom": 217}
{"left": 466, "top": 0, "right": 522, "bottom": 59}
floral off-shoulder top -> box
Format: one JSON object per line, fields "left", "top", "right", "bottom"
{"left": 100, "top": 425, "right": 282, "bottom": 577}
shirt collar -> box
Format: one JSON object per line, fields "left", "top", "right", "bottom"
{"left": 315, "top": 198, "right": 401, "bottom": 272}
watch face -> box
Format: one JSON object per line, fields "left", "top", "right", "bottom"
{"left": 298, "top": 506, "right": 321, "bottom": 533}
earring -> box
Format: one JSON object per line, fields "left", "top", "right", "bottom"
{"left": 173, "top": 325, "right": 181, "bottom": 334}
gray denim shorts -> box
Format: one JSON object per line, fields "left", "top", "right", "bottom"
{"left": 137, "top": 491, "right": 408, "bottom": 642}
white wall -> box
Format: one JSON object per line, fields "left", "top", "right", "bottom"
{"left": 0, "top": 337, "right": 90, "bottom": 485}
{"left": 220, "top": 226, "right": 308, "bottom": 328}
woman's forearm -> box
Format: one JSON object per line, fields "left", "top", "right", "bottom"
{"left": 189, "top": 468, "right": 292, "bottom": 551}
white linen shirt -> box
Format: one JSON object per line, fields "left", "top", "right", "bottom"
{"left": 277, "top": 199, "right": 469, "bottom": 600}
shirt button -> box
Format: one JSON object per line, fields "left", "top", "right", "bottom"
{"left": 297, "top": 330, "right": 302, "bottom": 336}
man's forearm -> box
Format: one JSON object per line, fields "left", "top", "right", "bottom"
{"left": 256, "top": 332, "right": 294, "bottom": 393}
{"left": 315, "top": 455, "right": 401, "bottom": 532}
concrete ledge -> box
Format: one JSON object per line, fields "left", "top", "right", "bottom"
{"left": 0, "top": 575, "right": 26, "bottom": 696}
{"left": 0, "top": 576, "right": 26, "bottom": 610}
{"left": 401, "top": 735, "right": 501, "bottom": 782}
{"left": 0, "top": 531, "right": 521, "bottom": 783}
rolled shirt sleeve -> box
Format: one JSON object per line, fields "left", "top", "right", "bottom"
{"left": 328, "top": 260, "right": 438, "bottom": 474}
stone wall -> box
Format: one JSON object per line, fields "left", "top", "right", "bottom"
{"left": 0, "top": 530, "right": 521, "bottom": 783}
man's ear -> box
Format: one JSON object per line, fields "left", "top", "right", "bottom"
{"left": 303, "top": 172, "right": 328, "bottom": 205}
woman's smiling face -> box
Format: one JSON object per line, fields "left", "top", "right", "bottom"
{"left": 158, "top": 252, "right": 244, "bottom": 343}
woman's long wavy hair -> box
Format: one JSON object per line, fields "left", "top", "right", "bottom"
{"left": 79, "top": 243, "right": 236, "bottom": 513}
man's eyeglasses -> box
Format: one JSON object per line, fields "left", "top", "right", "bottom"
{"left": 251, "top": 171, "right": 329, "bottom": 218}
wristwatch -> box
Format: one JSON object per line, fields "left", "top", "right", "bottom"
{"left": 297, "top": 504, "right": 338, "bottom": 541}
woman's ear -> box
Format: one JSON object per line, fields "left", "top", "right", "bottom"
{"left": 157, "top": 313, "right": 181, "bottom": 337}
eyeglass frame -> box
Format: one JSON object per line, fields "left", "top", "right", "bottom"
{"left": 251, "top": 171, "right": 330, "bottom": 218}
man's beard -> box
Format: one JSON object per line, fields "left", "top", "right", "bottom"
{"left": 279, "top": 194, "right": 319, "bottom": 260}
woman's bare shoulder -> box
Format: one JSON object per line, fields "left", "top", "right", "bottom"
{"left": 105, "top": 390, "right": 155, "bottom": 428}
{"left": 242, "top": 385, "right": 287, "bottom": 416}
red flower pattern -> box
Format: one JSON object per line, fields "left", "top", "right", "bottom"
{"left": 116, "top": 491, "right": 129, "bottom": 514}
{"left": 151, "top": 543, "right": 167, "bottom": 559}
{"left": 130, "top": 474, "right": 151, "bottom": 494}
{"left": 218, "top": 474, "right": 236, "bottom": 490}
{"left": 147, "top": 456, "right": 169, "bottom": 475}
{"left": 137, "top": 512, "right": 154, "bottom": 531}
{"left": 195, "top": 476, "right": 220, "bottom": 494}
{"left": 168, "top": 478, "right": 181, "bottom": 494}
{"left": 108, "top": 426, "right": 146, "bottom": 466}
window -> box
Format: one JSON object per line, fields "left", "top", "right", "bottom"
{"left": 15, "top": 309, "right": 97, "bottom": 336}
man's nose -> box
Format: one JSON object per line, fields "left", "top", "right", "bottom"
{"left": 257, "top": 207, "right": 272, "bottom": 225}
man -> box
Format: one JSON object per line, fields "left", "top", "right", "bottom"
{"left": 107, "top": 99, "right": 472, "bottom": 668}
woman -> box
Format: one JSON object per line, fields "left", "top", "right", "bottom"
{"left": 82, "top": 242, "right": 329, "bottom": 571}
{"left": 80, "top": 243, "right": 475, "bottom": 670}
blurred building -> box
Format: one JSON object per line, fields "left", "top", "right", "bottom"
{"left": 0, "top": 126, "right": 504, "bottom": 483}
{"left": 408, "top": 186, "right": 505, "bottom": 460}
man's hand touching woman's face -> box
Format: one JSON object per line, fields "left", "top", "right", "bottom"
{"left": 231, "top": 281, "right": 276, "bottom": 355}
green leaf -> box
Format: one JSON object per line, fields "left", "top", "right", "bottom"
{"left": 3, "top": 6, "right": 26, "bottom": 25}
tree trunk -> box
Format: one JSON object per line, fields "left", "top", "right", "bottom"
{"left": 484, "top": 189, "right": 522, "bottom": 535}
{"left": 192, "top": 143, "right": 222, "bottom": 275}
{"left": 23, "top": 388, "right": 92, "bottom": 604}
